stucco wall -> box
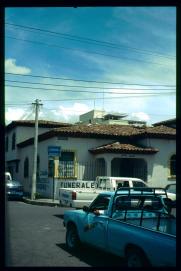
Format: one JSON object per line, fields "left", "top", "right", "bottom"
{"left": 138, "top": 138, "right": 176, "bottom": 187}
{"left": 18, "top": 136, "right": 112, "bottom": 195}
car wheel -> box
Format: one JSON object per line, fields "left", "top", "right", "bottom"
{"left": 126, "top": 247, "right": 150, "bottom": 267}
{"left": 66, "top": 224, "right": 80, "bottom": 251}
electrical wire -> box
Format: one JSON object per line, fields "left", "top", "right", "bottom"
{"left": 6, "top": 35, "right": 173, "bottom": 67}
{"left": 5, "top": 72, "right": 176, "bottom": 87}
{"left": 5, "top": 92, "right": 175, "bottom": 110}
{"left": 5, "top": 104, "right": 175, "bottom": 118}
{"left": 5, "top": 84, "right": 175, "bottom": 95}
{"left": 5, "top": 22, "right": 175, "bottom": 59}
{"left": 5, "top": 79, "right": 175, "bottom": 91}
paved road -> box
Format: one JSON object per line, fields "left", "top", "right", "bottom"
{"left": 6, "top": 200, "right": 125, "bottom": 267}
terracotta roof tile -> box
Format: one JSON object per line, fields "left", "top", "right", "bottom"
{"left": 145, "top": 125, "right": 176, "bottom": 137}
{"left": 53, "top": 124, "right": 145, "bottom": 137}
{"left": 17, "top": 123, "right": 176, "bottom": 148}
{"left": 89, "top": 142, "right": 159, "bottom": 154}
{"left": 6, "top": 120, "right": 72, "bottom": 132}
{"left": 52, "top": 124, "right": 175, "bottom": 138}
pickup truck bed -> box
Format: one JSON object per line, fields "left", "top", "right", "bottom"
{"left": 113, "top": 212, "right": 176, "bottom": 235}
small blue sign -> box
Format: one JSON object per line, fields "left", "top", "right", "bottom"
{"left": 48, "top": 146, "right": 61, "bottom": 156}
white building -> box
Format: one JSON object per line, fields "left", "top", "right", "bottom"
{"left": 5, "top": 119, "right": 176, "bottom": 199}
{"left": 78, "top": 109, "right": 146, "bottom": 126}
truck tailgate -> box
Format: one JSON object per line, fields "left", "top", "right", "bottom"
{"left": 59, "top": 188, "right": 98, "bottom": 207}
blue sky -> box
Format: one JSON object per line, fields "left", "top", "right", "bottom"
{"left": 5, "top": 7, "right": 176, "bottom": 125}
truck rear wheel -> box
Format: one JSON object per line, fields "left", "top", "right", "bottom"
{"left": 66, "top": 224, "right": 80, "bottom": 251}
{"left": 126, "top": 247, "right": 150, "bottom": 267}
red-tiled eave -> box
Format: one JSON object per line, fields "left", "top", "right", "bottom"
{"left": 6, "top": 120, "right": 72, "bottom": 132}
{"left": 89, "top": 142, "right": 159, "bottom": 154}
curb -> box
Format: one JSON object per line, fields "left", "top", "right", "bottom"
{"left": 22, "top": 197, "right": 60, "bottom": 207}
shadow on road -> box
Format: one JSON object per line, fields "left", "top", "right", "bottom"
{"left": 56, "top": 243, "right": 126, "bottom": 267}
{"left": 54, "top": 214, "right": 64, "bottom": 219}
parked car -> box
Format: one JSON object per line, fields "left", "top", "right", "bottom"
{"left": 6, "top": 176, "right": 24, "bottom": 200}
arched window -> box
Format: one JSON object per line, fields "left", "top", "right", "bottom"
{"left": 24, "top": 157, "right": 29, "bottom": 178}
{"left": 5, "top": 136, "right": 9, "bottom": 152}
{"left": 12, "top": 133, "right": 16, "bottom": 150}
{"left": 170, "top": 154, "right": 176, "bottom": 177}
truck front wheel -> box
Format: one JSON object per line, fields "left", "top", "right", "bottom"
{"left": 66, "top": 224, "right": 80, "bottom": 251}
{"left": 126, "top": 247, "right": 150, "bottom": 267}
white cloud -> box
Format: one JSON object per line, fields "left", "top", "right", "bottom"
{"left": 5, "top": 58, "right": 31, "bottom": 74}
{"left": 38, "top": 103, "right": 90, "bottom": 123}
{"left": 130, "top": 112, "right": 150, "bottom": 122}
{"left": 57, "top": 103, "right": 90, "bottom": 121}
{"left": 5, "top": 108, "right": 26, "bottom": 123}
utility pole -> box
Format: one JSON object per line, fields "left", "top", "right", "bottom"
{"left": 31, "top": 99, "right": 42, "bottom": 200}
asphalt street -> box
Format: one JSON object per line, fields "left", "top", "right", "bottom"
{"left": 5, "top": 200, "right": 125, "bottom": 267}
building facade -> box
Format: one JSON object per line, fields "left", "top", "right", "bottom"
{"left": 5, "top": 120, "right": 176, "bottom": 199}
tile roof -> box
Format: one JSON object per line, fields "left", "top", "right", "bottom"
{"left": 6, "top": 120, "right": 72, "bottom": 132}
{"left": 17, "top": 123, "right": 176, "bottom": 148}
{"left": 89, "top": 142, "right": 159, "bottom": 154}
{"left": 52, "top": 124, "right": 176, "bottom": 138}
{"left": 53, "top": 124, "right": 143, "bottom": 136}
{"left": 145, "top": 125, "right": 176, "bottom": 137}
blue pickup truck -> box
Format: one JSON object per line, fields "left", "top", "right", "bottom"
{"left": 63, "top": 187, "right": 176, "bottom": 267}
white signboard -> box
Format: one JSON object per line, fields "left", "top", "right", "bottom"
{"left": 59, "top": 180, "right": 95, "bottom": 189}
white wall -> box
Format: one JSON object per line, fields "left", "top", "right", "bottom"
{"left": 138, "top": 138, "right": 176, "bottom": 187}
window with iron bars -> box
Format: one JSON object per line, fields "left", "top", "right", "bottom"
{"left": 58, "top": 151, "right": 76, "bottom": 178}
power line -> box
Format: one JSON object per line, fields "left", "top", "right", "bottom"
{"left": 6, "top": 22, "right": 175, "bottom": 59}
{"left": 5, "top": 72, "right": 176, "bottom": 87}
{"left": 5, "top": 79, "right": 175, "bottom": 91}
{"left": 10, "top": 105, "right": 175, "bottom": 118}
{"left": 6, "top": 35, "right": 172, "bottom": 67}
{"left": 5, "top": 92, "right": 175, "bottom": 109}
{"left": 5, "top": 84, "right": 175, "bottom": 95}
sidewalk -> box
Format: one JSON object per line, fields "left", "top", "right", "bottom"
{"left": 23, "top": 197, "right": 60, "bottom": 207}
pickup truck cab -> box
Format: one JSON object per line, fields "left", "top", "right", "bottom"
{"left": 63, "top": 187, "right": 176, "bottom": 267}
{"left": 59, "top": 177, "right": 148, "bottom": 208}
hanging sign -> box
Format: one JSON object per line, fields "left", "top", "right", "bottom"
{"left": 48, "top": 146, "right": 61, "bottom": 157}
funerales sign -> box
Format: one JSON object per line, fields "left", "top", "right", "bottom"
{"left": 59, "top": 181, "right": 95, "bottom": 189}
